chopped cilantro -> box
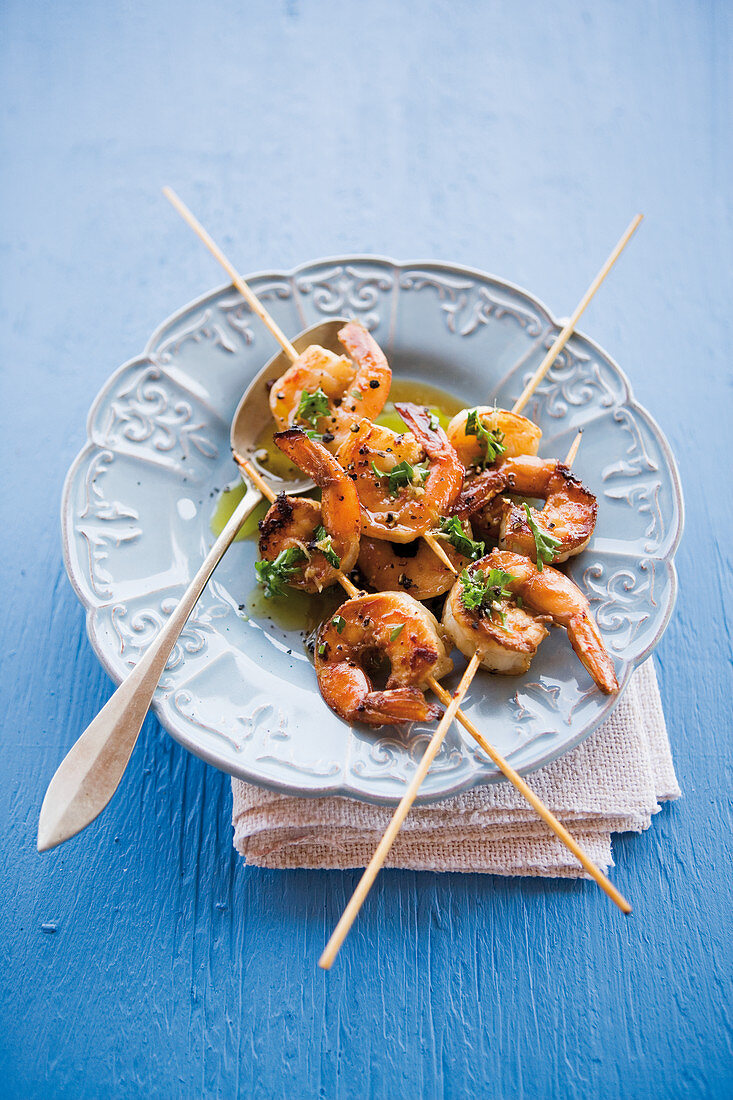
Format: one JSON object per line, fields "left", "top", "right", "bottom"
{"left": 296, "top": 387, "right": 330, "bottom": 432}
{"left": 436, "top": 516, "right": 485, "bottom": 561}
{"left": 465, "top": 408, "right": 507, "bottom": 467}
{"left": 255, "top": 546, "right": 306, "bottom": 598}
{"left": 459, "top": 566, "right": 515, "bottom": 623}
{"left": 370, "top": 459, "right": 430, "bottom": 496}
{"left": 332, "top": 614, "right": 346, "bottom": 634}
{"left": 522, "top": 503, "right": 561, "bottom": 570}
{"left": 312, "top": 525, "right": 341, "bottom": 568}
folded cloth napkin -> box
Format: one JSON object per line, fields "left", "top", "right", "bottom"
{"left": 232, "top": 658, "right": 679, "bottom": 877}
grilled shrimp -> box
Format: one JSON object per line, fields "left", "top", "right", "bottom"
{"left": 447, "top": 407, "right": 542, "bottom": 468}
{"left": 257, "top": 429, "right": 361, "bottom": 593}
{"left": 442, "top": 563, "right": 550, "bottom": 675}
{"left": 269, "top": 321, "right": 391, "bottom": 453}
{"left": 452, "top": 456, "right": 597, "bottom": 563}
{"left": 337, "top": 402, "right": 464, "bottom": 543}
{"left": 315, "top": 592, "right": 453, "bottom": 726}
{"left": 357, "top": 534, "right": 469, "bottom": 600}
{"left": 486, "top": 550, "right": 619, "bottom": 693}
{"left": 496, "top": 456, "right": 597, "bottom": 563}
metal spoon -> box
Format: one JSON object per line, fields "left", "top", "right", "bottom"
{"left": 38, "top": 317, "right": 349, "bottom": 852}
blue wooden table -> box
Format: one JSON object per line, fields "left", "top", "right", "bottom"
{"left": 2, "top": 2, "right": 731, "bottom": 1096}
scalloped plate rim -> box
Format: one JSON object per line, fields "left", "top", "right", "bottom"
{"left": 60, "top": 254, "right": 684, "bottom": 805}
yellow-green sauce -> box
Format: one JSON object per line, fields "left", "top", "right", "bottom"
{"left": 374, "top": 378, "right": 464, "bottom": 433}
{"left": 244, "top": 584, "right": 345, "bottom": 635}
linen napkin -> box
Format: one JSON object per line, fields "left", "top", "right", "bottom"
{"left": 232, "top": 658, "right": 679, "bottom": 877}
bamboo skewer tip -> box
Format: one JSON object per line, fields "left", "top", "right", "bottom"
{"left": 423, "top": 531, "right": 459, "bottom": 575}
{"left": 162, "top": 186, "right": 299, "bottom": 363}
{"left": 512, "top": 214, "right": 643, "bottom": 415}
{"left": 318, "top": 653, "right": 481, "bottom": 969}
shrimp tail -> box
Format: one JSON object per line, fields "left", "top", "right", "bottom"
{"left": 337, "top": 322, "right": 391, "bottom": 392}
{"left": 394, "top": 401, "right": 447, "bottom": 447}
{"left": 274, "top": 427, "right": 340, "bottom": 485}
{"left": 567, "top": 613, "right": 620, "bottom": 694}
{"left": 361, "top": 689, "right": 443, "bottom": 726}
{"left": 317, "top": 664, "right": 441, "bottom": 726}
{"left": 453, "top": 469, "right": 506, "bottom": 519}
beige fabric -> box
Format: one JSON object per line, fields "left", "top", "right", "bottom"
{"left": 232, "top": 658, "right": 679, "bottom": 876}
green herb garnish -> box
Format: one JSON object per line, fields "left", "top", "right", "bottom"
{"left": 332, "top": 614, "right": 346, "bottom": 634}
{"left": 459, "top": 567, "right": 515, "bottom": 623}
{"left": 296, "top": 387, "right": 330, "bottom": 433}
{"left": 318, "top": 643, "right": 326, "bottom": 657}
{"left": 428, "top": 411, "right": 440, "bottom": 431}
{"left": 465, "top": 408, "right": 507, "bottom": 467}
{"left": 390, "top": 624, "right": 405, "bottom": 641}
{"left": 370, "top": 459, "right": 430, "bottom": 496}
{"left": 522, "top": 503, "right": 561, "bottom": 570}
{"left": 436, "top": 516, "right": 485, "bottom": 561}
{"left": 312, "top": 525, "right": 341, "bottom": 568}
{"left": 255, "top": 546, "right": 306, "bottom": 598}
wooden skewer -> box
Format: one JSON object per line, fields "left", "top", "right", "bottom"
{"left": 318, "top": 653, "right": 482, "bottom": 970}
{"left": 163, "top": 187, "right": 299, "bottom": 363}
{"left": 512, "top": 215, "right": 643, "bottom": 415}
{"left": 564, "top": 428, "right": 583, "bottom": 466}
{"left": 319, "top": 425, "right": 631, "bottom": 966}
{"left": 423, "top": 531, "right": 458, "bottom": 575}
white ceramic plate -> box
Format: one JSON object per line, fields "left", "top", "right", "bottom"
{"left": 62, "top": 257, "right": 683, "bottom": 803}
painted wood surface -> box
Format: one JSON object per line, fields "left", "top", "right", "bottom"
{"left": 1, "top": 2, "right": 731, "bottom": 1096}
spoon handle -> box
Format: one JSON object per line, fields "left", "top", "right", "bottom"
{"left": 38, "top": 482, "right": 263, "bottom": 852}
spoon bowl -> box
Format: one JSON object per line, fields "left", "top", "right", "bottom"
{"left": 230, "top": 317, "right": 351, "bottom": 495}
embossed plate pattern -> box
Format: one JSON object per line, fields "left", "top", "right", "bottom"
{"left": 62, "top": 257, "right": 683, "bottom": 803}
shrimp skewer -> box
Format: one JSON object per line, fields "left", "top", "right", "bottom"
{"left": 497, "top": 457, "right": 597, "bottom": 564}
{"left": 242, "top": 454, "right": 629, "bottom": 925}
{"left": 321, "top": 542, "right": 624, "bottom": 964}
{"left": 442, "top": 431, "right": 592, "bottom": 676}
{"left": 447, "top": 406, "right": 543, "bottom": 467}
{"left": 164, "top": 193, "right": 633, "bottom": 940}
{"left": 442, "top": 564, "right": 551, "bottom": 675}
{"left": 452, "top": 448, "right": 597, "bottom": 563}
